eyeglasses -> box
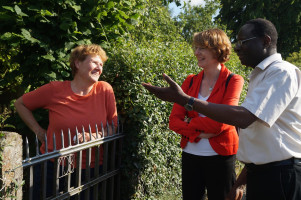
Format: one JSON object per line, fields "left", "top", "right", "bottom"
{"left": 236, "top": 37, "right": 257, "bottom": 46}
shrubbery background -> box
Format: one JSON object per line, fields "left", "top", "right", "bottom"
{"left": 0, "top": 0, "right": 300, "bottom": 199}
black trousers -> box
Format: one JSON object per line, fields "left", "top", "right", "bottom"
{"left": 182, "top": 152, "right": 236, "bottom": 200}
{"left": 246, "top": 159, "right": 301, "bottom": 200}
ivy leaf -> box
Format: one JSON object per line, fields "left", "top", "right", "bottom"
{"left": 107, "top": 1, "right": 115, "bottom": 10}
{"left": 0, "top": 32, "right": 12, "bottom": 40}
{"left": 2, "top": 6, "right": 14, "bottom": 12}
{"left": 14, "top": 5, "right": 28, "bottom": 17}
{"left": 118, "top": 10, "right": 129, "bottom": 19}
{"left": 21, "top": 29, "right": 39, "bottom": 43}
{"left": 42, "top": 54, "right": 55, "bottom": 61}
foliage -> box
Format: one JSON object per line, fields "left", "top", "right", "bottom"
{"left": 0, "top": 0, "right": 146, "bottom": 110}
{"left": 218, "top": 0, "right": 301, "bottom": 58}
{"left": 175, "top": 0, "right": 223, "bottom": 43}
{"left": 0, "top": 0, "right": 252, "bottom": 199}
{"left": 286, "top": 48, "right": 301, "bottom": 69}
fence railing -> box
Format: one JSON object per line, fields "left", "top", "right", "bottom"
{"left": 1, "top": 120, "right": 124, "bottom": 200}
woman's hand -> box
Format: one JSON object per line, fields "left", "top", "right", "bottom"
{"left": 77, "top": 132, "right": 99, "bottom": 143}
{"left": 36, "top": 128, "right": 47, "bottom": 143}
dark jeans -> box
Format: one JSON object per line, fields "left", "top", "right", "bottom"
{"left": 246, "top": 159, "right": 301, "bottom": 200}
{"left": 33, "top": 161, "right": 102, "bottom": 200}
{"left": 182, "top": 152, "right": 236, "bottom": 200}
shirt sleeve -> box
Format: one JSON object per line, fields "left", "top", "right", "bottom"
{"left": 104, "top": 83, "right": 118, "bottom": 127}
{"left": 22, "top": 83, "right": 54, "bottom": 111}
{"left": 242, "top": 66, "right": 299, "bottom": 127}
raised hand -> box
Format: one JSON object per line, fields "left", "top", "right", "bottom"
{"left": 142, "top": 73, "right": 189, "bottom": 106}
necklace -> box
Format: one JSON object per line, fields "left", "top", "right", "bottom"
{"left": 209, "top": 86, "right": 214, "bottom": 91}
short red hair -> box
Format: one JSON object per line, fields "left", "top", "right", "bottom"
{"left": 69, "top": 44, "right": 108, "bottom": 77}
{"left": 193, "top": 29, "right": 231, "bottom": 63}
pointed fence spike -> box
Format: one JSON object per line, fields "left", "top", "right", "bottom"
{"left": 75, "top": 127, "right": 79, "bottom": 144}
{"left": 61, "top": 130, "right": 64, "bottom": 149}
{"left": 35, "top": 134, "right": 39, "bottom": 156}
{"left": 117, "top": 116, "right": 120, "bottom": 134}
{"left": 95, "top": 124, "right": 99, "bottom": 139}
{"left": 101, "top": 122, "right": 104, "bottom": 138}
{"left": 45, "top": 133, "right": 48, "bottom": 153}
{"left": 82, "top": 126, "right": 86, "bottom": 143}
{"left": 89, "top": 124, "right": 92, "bottom": 141}
{"left": 112, "top": 120, "right": 115, "bottom": 135}
{"left": 68, "top": 128, "right": 71, "bottom": 146}
{"left": 53, "top": 133, "right": 56, "bottom": 151}
{"left": 106, "top": 121, "right": 110, "bottom": 136}
{"left": 26, "top": 137, "right": 29, "bottom": 159}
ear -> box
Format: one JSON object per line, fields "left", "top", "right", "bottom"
{"left": 263, "top": 35, "right": 272, "bottom": 48}
{"left": 74, "top": 59, "right": 80, "bottom": 69}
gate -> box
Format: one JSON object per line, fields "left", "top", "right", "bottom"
{"left": 2, "top": 120, "right": 124, "bottom": 200}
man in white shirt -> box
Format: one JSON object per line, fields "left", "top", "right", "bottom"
{"left": 142, "top": 18, "right": 301, "bottom": 200}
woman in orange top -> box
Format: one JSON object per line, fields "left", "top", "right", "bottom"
{"left": 15, "top": 44, "right": 117, "bottom": 199}
{"left": 169, "top": 29, "right": 244, "bottom": 200}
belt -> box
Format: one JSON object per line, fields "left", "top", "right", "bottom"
{"left": 245, "top": 157, "right": 301, "bottom": 171}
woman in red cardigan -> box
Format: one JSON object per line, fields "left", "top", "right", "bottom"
{"left": 169, "top": 29, "right": 244, "bottom": 200}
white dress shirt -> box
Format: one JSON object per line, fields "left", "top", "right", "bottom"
{"left": 238, "top": 53, "right": 301, "bottom": 164}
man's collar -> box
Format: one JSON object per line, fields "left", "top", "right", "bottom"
{"left": 256, "top": 53, "right": 282, "bottom": 70}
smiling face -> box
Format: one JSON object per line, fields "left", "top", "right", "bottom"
{"left": 74, "top": 54, "right": 103, "bottom": 83}
{"left": 194, "top": 47, "right": 219, "bottom": 69}
{"left": 234, "top": 24, "right": 266, "bottom": 68}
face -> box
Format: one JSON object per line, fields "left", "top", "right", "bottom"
{"left": 234, "top": 24, "right": 265, "bottom": 68}
{"left": 194, "top": 47, "right": 219, "bottom": 68}
{"left": 75, "top": 54, "right": 103, "bottom": 83}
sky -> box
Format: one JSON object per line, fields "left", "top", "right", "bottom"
{"left": 169, "top": 0, "right": 206, "bottom": 17}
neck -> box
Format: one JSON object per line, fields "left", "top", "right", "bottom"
{"left": 71, "top": 77, "right": 95, "bottom": 96}
{"left": 203, "top": 63, "right": 221, "bottom": 80}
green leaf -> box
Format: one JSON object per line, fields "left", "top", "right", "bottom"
{"left": 42, "top": 54, "right": 55, "bottom": 61}
{"left": 107, "top": 1, "right": 115, "bottom": 10}
{"left": 2, "top": 6, "right": 14, "bottom": 12}
{"left": 0, "top": 32, "right": 12, "bottom": 40}
{"left": 21, "top": 29, "right": 39, "bottom": 43}
{"left": 45, "top": 71, "right": 56, "bottom": 79}
{"left": 14, "top": 5, "right": 28, "bottom": 17}
{"left": 118, "top": 10, "right": 129, "bottom": 19}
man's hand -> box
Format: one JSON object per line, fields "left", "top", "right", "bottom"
{"left": 225, "top": 185, "right": 244, "bottom": 200}
{"left": 142, "top": 73, "right": 189, "bottom": 106}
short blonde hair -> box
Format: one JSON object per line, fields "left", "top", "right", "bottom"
{"left": 69, "top": 44, "right": 108, "bottom": 76}
{"left": 193, "top": 29, "right": 231, "bottom": 63}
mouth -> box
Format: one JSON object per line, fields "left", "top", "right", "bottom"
{"left": 91, "top": 69, "right": 101, "bottom": 76}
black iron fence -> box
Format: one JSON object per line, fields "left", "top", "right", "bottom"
{"left": 2, "top": 120, "right": 124, "bottom": 200}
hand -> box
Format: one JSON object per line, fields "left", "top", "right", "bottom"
{"left": 77, "top": 132, "right": 99, "bottom": 143}
{"left": 35, "top": 128, "right": 47, "bottom": 143}
{"left": 142, "top": 73, "right": 189, "bottom": 106}
{"left": 225, "top": 185, "right": 245, "bottom": 200}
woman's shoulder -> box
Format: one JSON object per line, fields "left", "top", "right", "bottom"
{"left": 95, "top": 81, "right": 114, "bottom": 91}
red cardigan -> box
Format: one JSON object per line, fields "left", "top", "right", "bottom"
{"left": 169, "top": 64, "right": 244, "bottom": 156}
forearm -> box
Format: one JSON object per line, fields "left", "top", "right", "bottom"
{"left": 176, "top": 96, "right": 256, "bottom": 129}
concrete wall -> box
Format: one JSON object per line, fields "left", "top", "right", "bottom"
{"left": 0, "top": 131, "right": 23, "bottom": 200}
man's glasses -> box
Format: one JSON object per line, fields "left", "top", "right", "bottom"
{"left": 236, "top": 37, "right": 257, "bottom": 46}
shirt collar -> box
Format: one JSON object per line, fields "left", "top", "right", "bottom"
{"left": 256, "top": 53, "right": 282, "bottom": 70}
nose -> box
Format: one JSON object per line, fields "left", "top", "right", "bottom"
{"left": 234, "top": 43, "right": 240, "bottom": 53}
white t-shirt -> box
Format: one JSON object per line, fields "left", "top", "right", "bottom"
{"left": 238, "top": 53, "right": 301, "bottom": 164}
{"left": 183, "top": 93, "right": 218, "bottom": 156}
